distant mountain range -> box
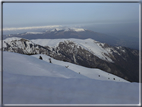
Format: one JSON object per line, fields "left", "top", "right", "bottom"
{"left": 2, "top": 37, "right": 139, "bottom": 82}
{"left": 3, "top": 28, "right": 139, "bottom": 49}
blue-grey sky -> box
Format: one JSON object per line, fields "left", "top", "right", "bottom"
{"left": 3, "top": 3, "right": 139, "bottom": 37}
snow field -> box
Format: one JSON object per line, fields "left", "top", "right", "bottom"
{"left": 2, "top": 51, "right": 139, "bottom": 104}
{"left": 32, "top": 54, "right": 128, "bottom": 82}
{"left": 3, "top": 52, "right": 87, "bottom": 79}
{"left": 3, "top": 72, "right": 139, "bottom": 104}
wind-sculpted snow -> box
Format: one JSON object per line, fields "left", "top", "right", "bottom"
{"left": 3, "top": 51, "right": 139, "bottom": 104}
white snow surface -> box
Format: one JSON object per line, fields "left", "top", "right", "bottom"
{"left": 3, "top": 51, "right": 139, "bottom": 104}
{"left": 3, "top": 52, "right": 86, "bottom": 79}
{"left": 32, "top": 54, "right": 128, "bottom": 82}
{"left": 31, "top": 38, "right": 113, "bottom": 62}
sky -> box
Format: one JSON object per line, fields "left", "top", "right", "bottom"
{"left": 3, "top": 3, "right": 139, "bottom": 37}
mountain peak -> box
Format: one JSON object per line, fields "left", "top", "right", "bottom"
{"left": 48, "top": 28, "right": 85, "bottom": 32}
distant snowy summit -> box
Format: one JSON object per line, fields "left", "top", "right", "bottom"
{"left": 47, "top": 28, "right": 85, "bottom": 32}
{"left": 4, "top": 27, "right": 87, "bottom": 38}
{"left": 17, "top": 28, "right": 86, "bottom": 35}
{"left": 25, "top": 28, "right": 86, "bottom": 34}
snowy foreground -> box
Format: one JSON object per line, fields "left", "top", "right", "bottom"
{"left": 3, "top": 51, "right": 139, "bottom": 104}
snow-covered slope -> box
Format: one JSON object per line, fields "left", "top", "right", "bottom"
{"left": 3, "top": 51, "right": 139, "bottom": 104}
{"left": 32, "top": 54, "right": 128, "bottom": 82}
{"left": 3, "top": 51, "right": 87, "bottom": 79}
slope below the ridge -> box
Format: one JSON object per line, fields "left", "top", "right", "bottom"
{"left": 32, "top": 54, "right": 128, "bottom": 82}
{"left": 3, "top": 51, "right": 139, "bottom": 104}
{"left": 3, "top": 51, "right": 87, "bottom": 79}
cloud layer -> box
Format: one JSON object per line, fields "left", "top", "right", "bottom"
{"left": 3, "top": 25, "right": 63, "bottom": 31}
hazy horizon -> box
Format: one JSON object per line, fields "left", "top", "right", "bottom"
{"left": 3, "top": 3, "right": 139, "bottom": 38}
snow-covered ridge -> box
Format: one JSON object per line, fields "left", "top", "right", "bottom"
{"left": 2, "top": 37, "right": 49, "bottom": 55}
{"left": 31, "top": 38, "right": 113, "bottom": 62}
{"left": 3, "top": 37, "right": 34, "bottom": 48}
{"left": 3, "top": 37, "right": 22, "bottom": 48}
{"left": 3, "top": 37, "right": 114, "bottom": 62}
{"left": 2, "top": 37, "right": 128, "bottom": 63}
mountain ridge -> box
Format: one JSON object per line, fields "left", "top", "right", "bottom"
{"left": 2, "top": 37, "right": 139, "bottom": 82}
